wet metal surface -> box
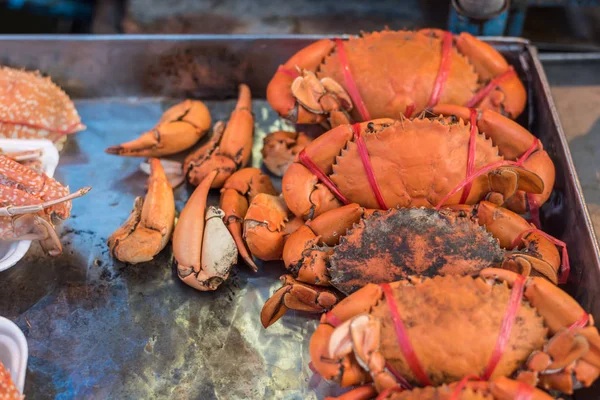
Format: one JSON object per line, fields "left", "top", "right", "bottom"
{"left": 0, "top": 36, "right": 597, "bottom": 399}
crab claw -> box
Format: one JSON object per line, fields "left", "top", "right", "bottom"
{"left": 266, "top": 39, "right": 336, "bottom": 124}
{"left": 291, "top": 71, "right": 353, "bottom": 120}
{"left": 260, "top": 274, "right": 340, "bottom": 328}
{"left": 455, "top": 32, "right": 527, "bottom": 119}
{"left": 173, "top": 171, "right": 238, "bottom": 291}
{"left": 261, "top": 131, "right": 313, "bottom": 176}
{"left": 184, "top": 84, "right": 253, "bottom": 188}
{"left": 105, "top": 100, "right": 211, "bottom": 157}
{"left": 108, "top": 158, "right": 175, "bottom": 263}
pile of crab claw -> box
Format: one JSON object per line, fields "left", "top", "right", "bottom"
{"left": 104, "top": 29, "right": 600, "bottom": 400}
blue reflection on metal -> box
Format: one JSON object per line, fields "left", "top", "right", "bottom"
{"left": 6, "top": 0, "right": 93, "bottom": 18}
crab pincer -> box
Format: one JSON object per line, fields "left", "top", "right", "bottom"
{"left": 105, "top": 100, "right": 211, "bottom": 157}
{"left": 184, "top": 84, "right": 254, "bottom": 188}
{"left": 173, "top": 171, "right": 238, "bottom": 291}
{"left": 108, "top": 158, "right": 175, "bottom": 263}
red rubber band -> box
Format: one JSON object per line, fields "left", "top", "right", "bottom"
{"left": 384, "top": 362, "right": 413, "bottom": 390}
{"left": 324, "top": 311, "right": 343, "bottom": 327}
{"left": 426, "top": 32, "right": 454, "bottom": 109}
{"left": 380, "top": 283, "right": 432, "bottom": 386}
{"left": 526, "top": 193, "right": 541, "bottom": 229}
{"left": 308, "top": 361, "right": 318, "bottom": 374}
{"left": 404, "top": 103, "right": 415, "bottom": 119}
{"left": 511, "top": 228, "right": 570, "bottom": 284}
{"left": 0, "top": 119, "right": 83, "bottom": 136}
{"left": 569, "top": 313, "right": 590, "bottom": 331}
{"left": 435, "top": 139, "right": 539, "bottom": 210}
{"left": 352, "top": 123, "right": 388, "bottom": 209}
{"left": 465, "top": 67, "right": 517, "bottom": 108}
{"left": 514, "top": 382, "right": 535, "bottom": 400}
{"left": 335, "top": 38, "right": 371, "bottom": 121}
{"left": 459, "top": 109, "right": 478, "bottom": 204}
{"left": 277, "top": 65, "right": 300, "bottom": 79}
{"left": 481, "top": 275, "right": 526, "bottom": 380}
{"left": 450, "top": 375, "right": 482, "bottom": 400}
{"left": 299, "top": 150, "right": 350, "bottom": 206}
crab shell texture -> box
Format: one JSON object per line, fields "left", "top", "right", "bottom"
{"left": 283, "top": 115, "right": 554, "bottom": 220}
{"left": 267, "top": 29, "right": 526, "bottom": 125}
{"left": 310, "top": 272, "right": 600, "bottom": 395}
{"left": 0, "top": 361, "right": 23, "bottom": 400}
{"left": 0, "top": 67, "right": 85, "bottom": 144}
{"left": 326, "top": 206, "right": 557, "bottom": 295}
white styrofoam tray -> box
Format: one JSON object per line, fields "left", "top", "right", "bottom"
{"left": 0, "top": 317, "right": 27, "bottom": 393}
{"left": 0, "top": 139, "right": 59, "bottom": 272}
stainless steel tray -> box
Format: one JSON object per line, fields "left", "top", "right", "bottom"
{"left": 0, "top": 35, "right": 598, "bottom": 399}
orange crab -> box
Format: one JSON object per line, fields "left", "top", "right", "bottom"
{"left": 260, "top": 202, "right": 566, "bottom": 328}
{"left": 281, "top": 106, "right": 554, "bottom": 222}
{"left": 267, "top": 29, "right": 526, "bottom": 127}
{"left": 0, "top": 66, "right": 85, "bottom": 145}
{"left": 310, "top": 270, "right": 599, "bottom": 397}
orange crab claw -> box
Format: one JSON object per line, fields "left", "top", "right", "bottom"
{"left": 173, "top": 170, "right": 238, "bottom": 291}
{"left": 474, "top": 201, "right": 560, "bottom": 283}
{"left": 220, "top": 168, "right": 277, "bottom": 271}
{"left": 244, "top": 193, "right": 303, "bottom": 263}
{"left": 261, "top": 130, "right": 314, "bottom": 177}
{"left": 432, "top": 105, "right": 555, "bottom": 212}
{"left": 184, "top": 84, "right": 254, "bottom": 188}
{"left": 266, "top": 39, "right": 336, "bottom": 123}
{"left": 108, "top": 158, "right": 175, "bottom": 264}
{"left": 260, "top": 274, "right": 340, "bottom": 328}
{"left": 105, "top": 100, "right": 211, "bottom": 157}
{"left": 455, "top": 32, "right": 526, "bottom": 119}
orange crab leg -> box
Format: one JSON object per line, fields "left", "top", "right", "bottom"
{"left": 219, "top": 168, "right": 277, "bottom": 271}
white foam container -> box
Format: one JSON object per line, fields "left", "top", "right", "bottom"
{"left": 0, "top": 139, "right": 59, "bottom": 272}
{"left": 0, "top": 317, "right": 27, "bottom": 392}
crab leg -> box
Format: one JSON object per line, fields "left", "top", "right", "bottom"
{"left": 454, "top": 33, "right": 527, "bottom": 119}
{"left": 432, "top": 105, "right": 555, "bottom": 212}
{"left": 471, "top": 201, "right": 561, "bottom": 283}
{"left": 105, "top": 100, "right": 211, "bottom": 157}
{"left": 108, "top": 158, "right": 175, "bottom": 264}
{"left": 219, "top": 168, "right": 278, "bottom": 271}
{"left": 0, "top": 187, "right": 90, "bottom": 256}
{"left": 184, "top": 84, "right": 253, "bottom": 188}
{"left": 480, "top": 268, "right": 600, "bottom": 394}
{"left": 260, "top": 274, "right": 341, "bottom": 328}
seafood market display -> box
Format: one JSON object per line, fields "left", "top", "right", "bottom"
{"left": 267, "top": 29, "right": 526, "bottom": 127}
{"left": 0, "top": 66, "right": 85, "bottom": 146}
{"left": 2, "top": 30, "right": 597, "bottom": 399}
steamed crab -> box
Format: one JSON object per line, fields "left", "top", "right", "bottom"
{"left": 282, "top": 106, "right": 554, "bottom": 222}
{"left": 0, "top": 66, "right": 85, "bottom": 146}
{"left": 260, "top": 201, "right": 565, "bottom": 328}
{"left": 0, "top": 155, "right": 90, "bottom": 255}
{"left": 267, "top": 29, "right": 526, "bottom": 127}
{"left": 310, "top": 269, "right": 599, "bottom": 397}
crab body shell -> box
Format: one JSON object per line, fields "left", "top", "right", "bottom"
{"left": 0, "top": 67, "right": 85, "bottom": 144}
